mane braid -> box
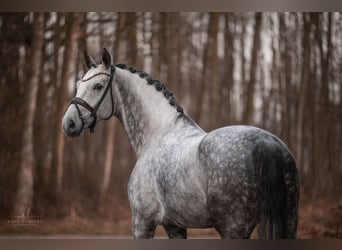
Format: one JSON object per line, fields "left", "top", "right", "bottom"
{"left": 115, "top": 63, "right": 184, "bottom": 114}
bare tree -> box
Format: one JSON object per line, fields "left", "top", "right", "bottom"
{"left": 99, "top": 13, "right": 121, "bottom": 202}
{"left": 14, "top": 13, "right": 45, "bottom": 214}
{"left": 55, "top": 13, "right": 83, "bottom": 194}
{"left": 220, "top": 13, "right": 236, "bottom": 124}
{"left": 242, "top": 12, "right": 262, "bottom": 124}
{"left": 196, "top": 13, "right": 220, "bottom": 129}
{"left": 296, "top": 13, "right": 312, "bottom": 170}
{"left": 278, "top": 13, "right": 293, "bottom": 147}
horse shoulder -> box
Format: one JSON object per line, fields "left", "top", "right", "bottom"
{"left": 128, "top": 158, "right": 164, "bottom": 222}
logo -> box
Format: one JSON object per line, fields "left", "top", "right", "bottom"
{"left": 8, "top": 208, "right": 44, "bottom": 225}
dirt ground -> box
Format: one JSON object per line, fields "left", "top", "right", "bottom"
{"left": 1, "top": 194, "right": 341, "bottom": 239}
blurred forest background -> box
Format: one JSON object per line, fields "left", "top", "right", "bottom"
{"left": 0, "top": 12, "right": 342, "bottom": 238}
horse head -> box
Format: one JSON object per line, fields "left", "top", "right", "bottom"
{"left": 62, "top": 48, "right": 116, "bottom": 136}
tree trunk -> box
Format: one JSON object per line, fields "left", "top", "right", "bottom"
{"left": 99, "top": 14, "right": 123, "bottom": 201}
{"left": 208, "top": 13, "right": 221, "bottom": 130}
{"left": 32, "top": 13, "right": 50, "bottom": 210}
{"left": 296, "top": 13, "right": 312, "bottom": 171}
{"left": 0, "top": 13, "right": 29, "bottom": 214}
{"left": 159, "top": 13, "right": 168, "bottom": 81}
{"left": 239, "top": 14, "right": 247, "bottom": 122}
{"left": 166, "top": 13, "right": 181, "bottom": 91}
{"left": 125, "top": 12, "right": 139, "bottom": 67}
{"left": 278, "top": 13, "right": 293, "bottom": 147}
{"left": 56, "top": 13, "right": 82, "bottom": 194}
{"left": 196, "top": 13, "right": 220, "bottom": 129}
{"left": 220, "top": 13, "right": 235, "bottom": 124}
{"left": 242, "top": 12, "right": 262, "bottom": 124}
{"left": 14, "top": 13, "right": 44, "bottom": 214}
{"left": 312, "top": 12, "right": 333, "bottom": 197}
{"left": 151, "top": 13, "right": 161, "bottom": 77}
{"left": 99, "top": 120, "right": 118, "bottom": 201}
{"left": 48, "top": 13, "right": 63, "bottom": 206}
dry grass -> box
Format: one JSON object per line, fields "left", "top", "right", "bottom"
{"left": 1, "top": 194, "right": 341, "bottom": 239}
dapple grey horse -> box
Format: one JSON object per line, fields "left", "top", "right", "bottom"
{"left": 62, "top": 49, "right": 299, "bottom": 239}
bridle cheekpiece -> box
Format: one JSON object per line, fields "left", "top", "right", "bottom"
{"left": 69, "top": 65, "right": 116, "bottom": 134}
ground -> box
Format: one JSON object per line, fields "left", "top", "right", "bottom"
{"left": 1, "top": 193, "right": 341, "bottom": 238}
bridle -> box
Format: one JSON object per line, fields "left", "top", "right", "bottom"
{"left": 69, "top": 65, "right": 116, "bottom": 134}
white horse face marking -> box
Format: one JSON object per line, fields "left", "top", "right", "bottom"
{"left": 62, "top": 49, "right": 114, "bottom": 136}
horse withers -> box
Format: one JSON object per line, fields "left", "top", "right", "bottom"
{"left": 62, "top": 49, "right": 299, "bottom": 239}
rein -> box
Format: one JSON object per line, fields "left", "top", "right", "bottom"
{"left": 69, "top": 65, "right": 116, "bottom": 133}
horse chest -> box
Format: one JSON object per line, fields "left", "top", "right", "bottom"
{"left": 128, "top": 147, "right": 212, "bottom": 228}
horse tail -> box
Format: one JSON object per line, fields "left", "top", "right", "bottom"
{"left": 253, "top": 139, "right": 298, "bottom": 239}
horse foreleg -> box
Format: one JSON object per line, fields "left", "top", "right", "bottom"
{"left": 163, "top": 225, "right": 187, "bottom": 239}
{"left": 132, "top": 213, "right": 156, "bottom": 239}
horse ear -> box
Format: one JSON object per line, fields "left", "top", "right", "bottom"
{"left": 84, "top": 50, "right": 96, "bottom": 70}
{"left": 102, "top": 48, "right": 111, "bottom": 68}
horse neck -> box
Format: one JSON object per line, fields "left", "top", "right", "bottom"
{"left": 113, "top": 68, "right": 200, "bottom": 156}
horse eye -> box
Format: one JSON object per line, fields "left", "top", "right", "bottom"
{"left": 93, "top": 83, "right": 103, "bottom": 91}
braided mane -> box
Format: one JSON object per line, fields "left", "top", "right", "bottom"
{"left": 115, "top": 64, "right": 184, "bottom": 114}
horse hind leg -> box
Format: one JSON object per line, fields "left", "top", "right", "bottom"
{"left": 163, "top": 225, "right": 187, "bottom": 239}
{"left": 209, "top": 197, "right": 259, "bottom": 239}
{"left": 214, "top": 216, "right": 258, "bottom": 239}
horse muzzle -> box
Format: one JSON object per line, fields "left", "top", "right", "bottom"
{"left": 62, "top": 107, "right": 84, "bottom": 137}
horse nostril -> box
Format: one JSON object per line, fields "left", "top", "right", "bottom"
{"left": 68, "top": 119, "right": 75, "bottom": 129}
